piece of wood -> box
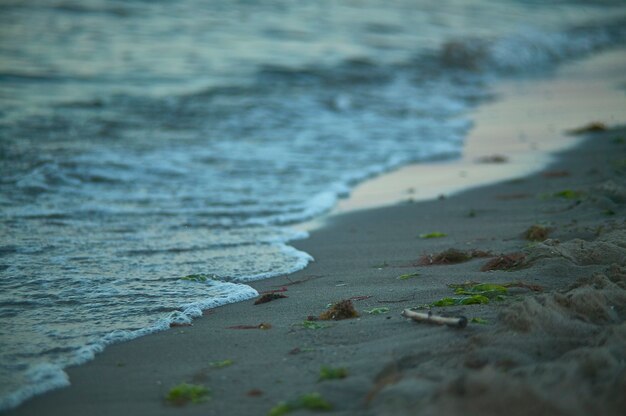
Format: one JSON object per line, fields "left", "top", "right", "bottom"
{"left": 401, "top": 309, "right": 467, "bottom": 328}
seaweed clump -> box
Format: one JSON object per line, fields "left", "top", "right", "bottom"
{"left": 417, "top": 249, "right": 490, "bottom": 266}
{"left": 254, "top": 293, "right": 288, "bottom": 305}
{"left": 319, "top": 300, "right": 359, "bottom": 320}
{"left": 319, "top": 366, "right": 348, "bottom": 381}
{"left": 480, "top": 253, "right": 526, "bottom": 272}
{"left": 165, "top": 383, "right": 210, "bottom": 406}
{"left": 524, "top": 225, "right": 550, "bottom": 241}
{"left": 269, "top": 392, "right": 332, "bottom": 416}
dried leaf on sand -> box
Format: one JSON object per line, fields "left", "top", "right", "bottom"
{"left": 319, "top": 300, "right": 359, "bottom": 320}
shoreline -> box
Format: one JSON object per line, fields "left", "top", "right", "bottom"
{"left": 6, "top": 50, "right": 626, "bottom": 415}
{"left": 333, "top": 47, "right": 626, "bottom": 214}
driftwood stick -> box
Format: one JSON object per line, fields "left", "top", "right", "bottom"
{"left": 401, "top": 309, "right": 467, "bottom": 329}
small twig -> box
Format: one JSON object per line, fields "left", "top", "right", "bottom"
{"left": 401, "top": 309, "right": 467, "bottom": 328}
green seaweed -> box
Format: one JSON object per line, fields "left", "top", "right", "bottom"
{"left": 453, "top": 283, "right": 508, "bottom": 298}
{"left": 165, "top": 383, "right": 210, "bottom": 405}
{"left": 553, "top": 190, "right": 584, "bottom": 200}
{"left": 300, "top": 321, "right": 330, "bottom": 330}
{"left": 209, "top": 359, "right": 233, "bottom": 368}
{"left": 268, "top": 392, "right": 332, "bottom": 416}
{"left": 471, "top": 317, "right": 488, "bottom": 324}
{"left": 180, "top": 273, "right": 218, "bottom": 282}
{"left": 319, "top": 366, "right": 348, "bottom": 381}
{"left": 419, "top": 232, "right": 447, "bottom": 239}
{"left": 431, "top": 294, "right": 490, "bottom": 307}
{"left": 397, "top": 272, "right": 420, "bottom": 280}
{"left": 372, "top": 261, "right": 389, "bottom": 269}
{"left": 268, "top": 402, "right": 292, "bottom": 416}
{"left": 365, "top": 307, "right": 390, "bottom": 315}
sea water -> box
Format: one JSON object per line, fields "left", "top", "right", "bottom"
{"left": 1, "top": 0, "right": 625, "bottom": 410}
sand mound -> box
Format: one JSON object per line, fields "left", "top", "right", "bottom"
{"left": 369, "top": 266, "right": 626, "bottom": 416}
{"left": 525, "top": 229, "right": 626, "bottom": 266}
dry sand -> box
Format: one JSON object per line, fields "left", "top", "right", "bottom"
{"left": 6, "top": 53, "right": 626, "bottom": 415}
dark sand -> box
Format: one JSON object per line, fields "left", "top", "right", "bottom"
{"left": 6, "top": 54, "right": 626, "bottom": 415}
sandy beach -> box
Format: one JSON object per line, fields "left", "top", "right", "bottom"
{"left": 6, "top": 51, "right": 626, "bottom": 415}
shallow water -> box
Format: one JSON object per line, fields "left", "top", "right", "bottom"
{"left": 1, "top": 0, "right": 626, "bottom": 410}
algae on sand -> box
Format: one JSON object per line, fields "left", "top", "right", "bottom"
{"left": 209, "top": 359, "right": 233, "bottom": 368}
{"left": 419, "top": 232, "right": 447, "bottom": 239}
{"left": 397, "top": 272, "right": 420, "bottom": 280}
{"left": 165, "top": 383, "right": 210, "bottom": 405}
{"left": 268, "top": 392, "right": 333, "bottom": 416}
{"left": 365, "top": 307, "right": 390, "bottom": 315}
{"left": 319, "top": 366, "right": 348, "bottom": 381}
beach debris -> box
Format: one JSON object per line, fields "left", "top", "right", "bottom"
{"left": 397, "top": 272, "right": 420, "bottom": 280}
{"left": 165, "top": 383, "right": 210, "bottom": 405}
{"left": 471, "top": 317, "right": 488, "bottom": 324}
{"left": 431, "top": 295, "right": 490, "bottom": 306}
{"left": 319, "top": 366, "right": 348, "bottom": 381}
{"left": 476, "top": 154, "right": 508, "bottom": 164}
{"left": 553, "top": 189, "right": 584, "bottom": 200}
{"left": 524, "top": 225, "right": 550, "bottom": 241}
{"left": 247, "top": 389, "right": 264, "bottom": 397}
{"left": 227, "top": 323, "right": 272, "bottom": 330}
{"left": 268, "top": 392, "right": 332, "bottom": 416}
{"left": 481, "top": 252, "right": 526, "bottom": 271}
{"left": 449, "top": 281, "right": 543, "bottom": 292}
{"left": 319, "top": 299, "right": 359, "bottom": 320}
{"left": 401, "top": 309, "right": 467, "bottom": 328}
{"left": 566, "top": 121, "right": 607, "bottom": 135}
{"left": 419, "top": 232, "right": 447, "bottom": 239}
{"left": 261, "top": 287, "right": 288, "bottom": 294}
{"left": 417, "top": 248, "right": 490, "bottom": 266}
{"left": 429, "top": 281, "right": 541, "bottom": 307}
{"left": 452, "top": 282, "right": 508, "bottom": 298}
{"left": 365, "top": 307, "right": 390, "bottom": 315}
{"left": 372, "top": 261, "right": 390, "bottom": 269}
{"left": 254, "top": 293, "right": 288, "bottom": 305}
{"left": 180, "top": 273, "right": 219, "bottom": 282}
{"left": 209, "top": 359, "right": 233, "bottom": 369}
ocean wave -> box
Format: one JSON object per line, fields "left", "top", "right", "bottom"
{"left": 436, "top": 17, "right": 626, "bottom": 72}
